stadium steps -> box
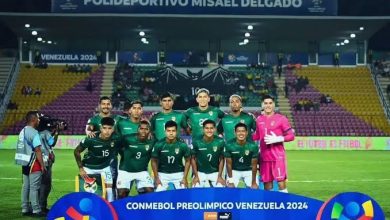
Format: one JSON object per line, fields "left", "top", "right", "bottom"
{"left": 296, "top": 67, "right": 390, "bottom": 135}
{"left": 0, "top": 57, "right": 14, "bottom": 92}
{"left": 0, "top": 66, "right": 95, "bottom": 134}
{"left": 376, "top": 75, "right": 390, "bottom": 111}
{"left": 273, "top": 74, "right": 294, "bottom": 127}
{"left": 101, "top": 64, "right": 115, "bottom": 97}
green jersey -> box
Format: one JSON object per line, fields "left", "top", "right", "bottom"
{"left": 184, "top": 106, "right": 225, "bottom": 138}
{"left": 116, "top": 118, "right": 139, "bottom": 136}
{"left": 118, "top": 133, "right": 155, "bottom": 172}
{"left": 80, "top": 135, "right": 119, "bottom": 169}
{"left": 87, "top": 114, "right": 123, "bottom": 133}
{"left": 192, "top": 136, "right": 225, "bottom": 174}
{"left": 150, "top": 111, "right": 187, "bottom": 140}
{"left": 151, "top": 139, "right": 191, "bottom": 173}
{"left": 217, "top": 112, "right": 256, "bottom": 142}
{"left": 224, "top": 139, "right": 258, "bottom": 171}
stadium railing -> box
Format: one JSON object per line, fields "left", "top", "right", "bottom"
{"left": 369, "top": 64, "right": 390, "bottom": 123}
{"left": 0, "top": 57, "right": 20, "bottom": 123}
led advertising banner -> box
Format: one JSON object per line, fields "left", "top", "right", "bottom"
{"left": 1, "top": 135, "right": 389, "bottom": 150}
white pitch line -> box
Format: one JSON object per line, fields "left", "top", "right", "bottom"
{"left": 0, "top": 177, "right": 74, "bottom": 182}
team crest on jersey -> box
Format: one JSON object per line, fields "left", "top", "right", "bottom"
{"left": 110, "top": 142, "right": 115, "bottom": 148}
{"left": 270, "top": 121, "right": 275, "bottom": 127}
{"left": 240, "top": 119, "right": 245, "bottom": 123}
{"left": 171, "top": 117, "right": 176, "bottom": 121}
{"left": 209, "top": 111, "right": 213, "bottom": 116}
{"left": 213, "top": 146, "right": 218, "bottom": 152}
{"left": 245, "top": 150, "right": 250, "bottom": 155}
{"left": 175, "top": 148, "right": 180, "bottom": 154}
{"left": 145, "top": 145, "right": 150, "bottom": 151}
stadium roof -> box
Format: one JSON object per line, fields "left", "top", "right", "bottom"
{"left": 0, "top": 13, "right": 389, "bottom": 50}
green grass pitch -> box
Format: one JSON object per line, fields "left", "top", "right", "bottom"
{"left": 0, "top": 150, "right": 389, "bottom": 219}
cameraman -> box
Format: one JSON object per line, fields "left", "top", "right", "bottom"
{"left": 15, "top": 111, "right": 46, "bottom": 217}
{"left": 38, "top": 117, "right": 62, "bottom": 213}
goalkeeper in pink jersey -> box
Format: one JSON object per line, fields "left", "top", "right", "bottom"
{"left": 253, "top": 95, "right": 295, "bottom": 193}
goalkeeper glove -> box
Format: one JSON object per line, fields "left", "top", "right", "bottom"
{"left": 264, "top": 131, "right": 284, "bottom": 145}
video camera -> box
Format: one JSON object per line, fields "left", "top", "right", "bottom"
{"left": 38, "top": 113, "right": 68, "bottom": 132}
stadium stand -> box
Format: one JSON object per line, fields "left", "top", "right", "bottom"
{"left": 288, "top": 67, "right": 390, "bottom": 136}
{"left": 111, "top": 64, "right": 277, "bottom": 109}
{"left": 0, "top": 65, "right": 102, "bottom": 134}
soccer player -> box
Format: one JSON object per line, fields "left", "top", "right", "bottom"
{"left": 191, "top": 119, "right": 225, "bottom": 188}
{"left": 151, "top": 121, "right": 191, "bottom": 192}
{"left": 86, "top": 96, "right": 122, "bottom": 138}
{"left": 184, "top": 88, "right": 225, "bottom": 138}
{"left": 74, "top": 117, "right": 118, "bottom": 202}
{"left": 86, "top": 96, "right": 123, "bottom": 200}
{"left": 225, "top": 123, "right": 259, "bottom": 189}
{"left": 217, "top": 94, "right": 256, "bottom": 142}
{"left": 116, "top": 100, "right": 143, "bottom": 136}
{"left": 150, "top": 93, "right": 187, "bottom": 140}
{"left": 252, "top": 95, "right": 295, "bottom": 193}
{"left": 116, "top": 120, "right": 155, "bottom": 198}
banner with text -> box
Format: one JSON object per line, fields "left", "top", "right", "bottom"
{"left": 284, "top": 136, "right": 390, "bottom": 150}
{"left": 51, "top": 0, "right": 338, "bottom": 15}
{"left": 47, "top": 190, "right": 385, "bottom": 220}
{"left": 40, "top": 51, "right": 105, "bottom": 63}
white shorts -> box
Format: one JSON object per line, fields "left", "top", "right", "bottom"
{"left": 228, "top": 170, "right": 258, "bottom": 187}
{"left": 193, "top": 172, "right": 224, "bottom": 188}
{"left": 156, "top": 172, "right": 185, "bottom": 192}
{"left": 83, "top": 166, "right": 113, "bottom": 184}
{"left": 116, "top": 170, "right": 154, "bottom": 190}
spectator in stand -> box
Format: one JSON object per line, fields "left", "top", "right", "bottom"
{"left": 277, "top": 66, "right": 282, "bottom": 79}
{"left": 96, "top": 51, "right": 103, "bottom": 66}
{"left": 325, "top": 94, "right": 333, "bottom": 104}
{"left": 313, "top": 102, "right": 320, "bottom": 111}
{"left": 34, "top": 88, "right": 41, "bottom": 96}
{"left": 367, "top": 50, "right": 373, "bottom": 64}
{"left": 383, "top": 65, "right": 390, "bottom": 77}
{"left": 284, "top": 81, "right": 289, "bottom": 98}
{"left": 7, "top": 100, "right": 18, "bottom": 110}
{"left": 25, "top": 86, "right": 33, "bottom": 95}
{"left": 303, "top": 99, "right": 313, "bottom": 111}
{"left": 21, "top": 86, "right": 27, "bottom": 96}
{"left": 334, "top": 52, "right": 340, "bottom": 67}
{"left": 303, "top": 76, "right": 309, "bottom": 91}
{"left": 320, "top": 94, "right": 327, "bottom": 104}
{"left": 386, "top": 85, "right": 390, "bottom": 97}
{"left": 294, "top": 102, "right": 302, "bottom": 112}
{"left": 86, "top": 79, "right": 93, "bottom": 93}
